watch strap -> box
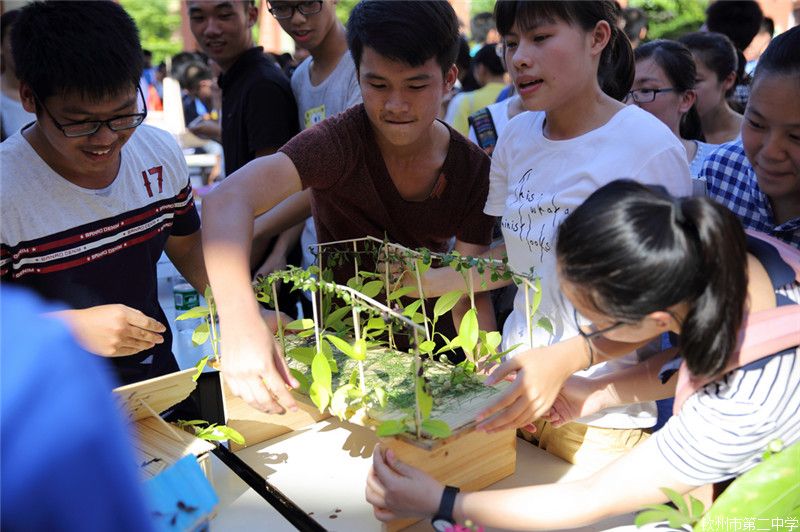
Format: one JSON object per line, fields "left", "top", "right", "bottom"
{"left": 433, "top": 485, "right": 460, "bottom": 524}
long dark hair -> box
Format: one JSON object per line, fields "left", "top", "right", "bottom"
{"left": 635, "top": 39, "right": 705, "bottom": 141}
{"left": 556, "top": 180, "right": 748, "bottom": 377}
{"left": 679, "top": 32, "right": 739, "bottom": 98}
{"left": 494, "top": 0, "right": 634, "bottom": 101}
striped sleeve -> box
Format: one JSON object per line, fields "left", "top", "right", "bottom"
{"left": 655, "top": 348, "right": 800, "bottom": 485}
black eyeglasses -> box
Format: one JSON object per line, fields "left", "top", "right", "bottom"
{"left": 572, "top": 307, "right": 627, "bottom": 340}
{"left": 268, "top": 1, "right": 323, "bottom": 20}
{"left": 35, "top": 84, "right": 147, "bottom": 138}
{"left": 624, "top": 88, "right": 675, "bottom": 104}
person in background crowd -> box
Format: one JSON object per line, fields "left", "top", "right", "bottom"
{"left": 201, "top": 0, "right": 496, "bottom": 414}
{"left": 679, "top": 32, "right": 742, "bottom": 145}
{"left": 704, "top": 0, "right": 763, "bottom": 113}
{"left": 448, "top": 43, "right": 506, "bottom": 137}
{"left": 621, "top": 7, "right": 648, "bottom": 48}
{"left": 188, "top": 0, "right": 302, "bottom": 311}
{"left": 0, "top": 1, "right": 207, "bottom": 388}
{"left": 252, "top": 0, "right": 363, "bottom": 308}
{"left": 745, "top": 16, "right": 774, "bottom": 75}
{"left": 0, "top": 10, "right": 35, "bottom": 141}
{"left": 187, "top": 0, "right": 298, "bottom": 175}
{"left": 702, "top": 26, "right": 800, "bottom": 248}
{"left": 629, "top": 39, "right": 717, "bottom": 181}
{"left": 469, "top": 11, "right": 500, "bottom": 56}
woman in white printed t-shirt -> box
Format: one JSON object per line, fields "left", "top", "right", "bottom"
{"left": 413, "top": 0, "right": 692, "bottom": 467}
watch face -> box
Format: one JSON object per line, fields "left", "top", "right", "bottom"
{"left": 431, "top": 517, "right": 454, "bottom": 532}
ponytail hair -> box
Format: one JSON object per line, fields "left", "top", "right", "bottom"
{"left": 556, "top": 180, "right": 748, "bottom": 377}
{"left": 495, "top": 0, "right": 633, "bottom": 101}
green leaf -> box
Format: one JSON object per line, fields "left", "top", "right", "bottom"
{"left": 419, "top": 340, "right": 436, "bottom": 354}
{"left": 352, "top": 338, "right": 367, "bottom": 361}
{"left": 311, "top": 351, "right": 332, "bottom": 389}
{"left": 349, "top": 368, "right": 359, "bottom": 386}
{"left": 688, "top": 494, "right": 705, "bottom": 519}
{"left": 192, "top": 356, "right": 209, "bottom": 382}
{"left": 662, "top": 487, "right": 689, "bottom": 517}
{"left": 402, "top": 299, "right": 422, "bottom": 317}
{"left": 176, "top": 419, "right": 208, "bottom": 427}
{"left": 698, "top": 441, "right": 800, "bottom": 526}
{"left": 416, "top": 375, "right": 433, "bottom": 420}
{"left": 421, "top": 419, "right": 452, "bottom": 439}
{"left": 457, "top": 308, "right": 479, "bottom": 354}
{"left": 415, "top": 258, "right": 430, "bottom": 277}
{"left": 536, "top": 317, "right": 553, "bottom": 335}
{"left": 286, "top": 318, "right": 315, "bottom": 330}
{"left": 364, "top": 317, "right": 385, "bottom": 334}
{"left": 330, "top": 384, "right": 354, "bottom": 420}
{"left": 388, "top": 286, "right": 416, "bottom": 301}
{"left": 376, "top": 419, "right": 407, "bottom": 437}
{"left": 323, "top": 306, "right": 351, "bottom": 328}
{"left": 309, "top": 381, "right": 331, "bottom": 413}
{"left": 433, "top": 290, "right": 464, "bottom": 319}
{"left": 298, "top": 329, "right": 316, "bottom": 338}
{"left": 198, "top": 424, "right": 245, "bottom": 445}
{"left": 634, "top": 508, "right": 674, "bottom": 527}
{"left": 530, "top": 277, "right": 542, "bottom": 316}
{"left": 176, "top": 306, "right": 209, "bottom": 320}
{"left": 325, "top": 334, "right": 355, "bottom": 358}
{"left": 203, "top": 285, "right": 213, "bottom": 302}
{"left": 361, "top": 280, "right": 384, "bottom": 299}
{"left": 374, "top": 386, "right": 388, "bottom": 408}
{"left": 192, "top": 321, "right": 210, "bottom": 346}
{"left": 290, "top": 368, "right": 310, "bottom": 394}
{"left": 286, "top": 346, "right": 315, "bottom": 366}
{"left": 485, "top": 331, "right": 502, "bottom": 351}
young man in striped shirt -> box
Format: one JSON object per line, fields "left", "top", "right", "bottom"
{"left": 0, "top": 1, "right": 207, "bottom": 385}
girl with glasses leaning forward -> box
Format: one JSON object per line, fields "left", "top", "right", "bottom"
{"left": 367, "top": 179, "right": 800, "bottom": 530}
{"left": 411, "top": 0, "right": 692, "bottom": 467}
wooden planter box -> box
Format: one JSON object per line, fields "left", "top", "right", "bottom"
{"left": 380, "top": 426, "right": 517, "bottom": 531}
{"left": 114, "top": 369, "right": 216, "bottom": 482}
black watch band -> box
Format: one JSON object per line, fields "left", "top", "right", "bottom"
{"left": 431, "top": 485, "right": 460, "bottom": 531}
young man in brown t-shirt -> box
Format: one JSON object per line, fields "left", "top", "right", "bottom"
{"left": 202, "top": 0, "right": 496, "bottom": 414}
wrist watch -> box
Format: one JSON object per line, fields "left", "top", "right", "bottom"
{"left": 431, "top": 485, "right": 460, "bottom": 532}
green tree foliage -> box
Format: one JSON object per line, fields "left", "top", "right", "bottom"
{"left": 630, "top": 0, "right": 709, "bottom": 41}
{"left": 335, "top": 0, "right": 361, "bottom": 24}
{"left": 470, "top": 0, "right": 497, "bottom": 17}
{"left": 120, "top": 0, "right": 182, "bottom": 65}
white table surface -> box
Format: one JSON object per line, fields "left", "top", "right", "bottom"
{"left": 210, "top": 418, "right": 636, "bottom": 532}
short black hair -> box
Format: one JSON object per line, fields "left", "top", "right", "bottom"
{"left": 1, "top": 10, "right": 20, "bottom": 40}
{"left": 347, "top": 0, "right": 460, "bottom": 76}
{"left": 12, "top": 1, "right": 143, "bottom": 102}
{"left": 474, "top": 43, "right": 505, "bottom": 76}
{"left": 705, "top": 0, "right": 763, "bottom": 51}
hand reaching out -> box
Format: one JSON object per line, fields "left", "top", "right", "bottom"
{"left": 53, "top": 304, "right": 165, "bottom": 357}
{"left": 365, "top": 444, "right": 443, "bottom": 522}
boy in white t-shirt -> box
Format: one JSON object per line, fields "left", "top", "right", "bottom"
{"left": 0, "top": 1, "right": 207, "bottom": 386}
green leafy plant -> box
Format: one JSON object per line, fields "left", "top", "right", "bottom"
{"left": 176, "top": 419, "right": 245, "bottom": 446}
{"left": 635, "top": 440, "right": 800, "bottom": 530}
{"left": 179, "top": 235, "right": 551, "bottom": 442}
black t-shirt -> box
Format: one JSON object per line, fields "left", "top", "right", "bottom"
{"left": 218, "top": 47, "right": 299, "bottom": 174}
